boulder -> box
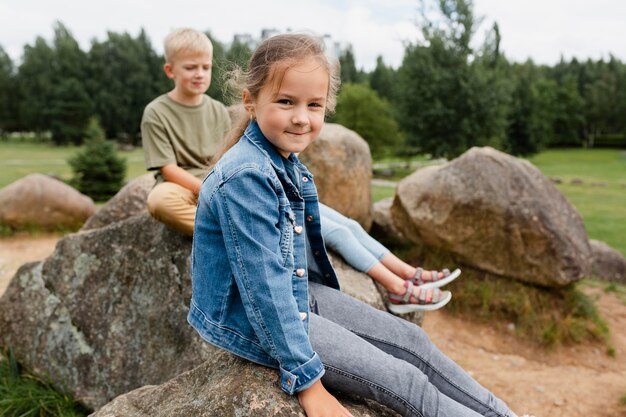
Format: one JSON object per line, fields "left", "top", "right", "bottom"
{"left": 589, "top": 240, "right": 626, "bottom": 283}
{"left": 0, "top": 173, "right": 95, "bottom": 230}
{"left": 370, "top": 197, "right": 409, "bottom": 246}
{"left": 300, "top": 123, "right": 373, "bottom": 230}
{"left": 391, "top": 147, "right": 591, "bottom": 287}
{"left": 82, "top": 174, "right": 155, "bottom": 231}
{"left": 1, "top": 213, "right": 401, "bottom": 411}
{"left": 91, "top": 350, "right": 399, "bottom": 417}
{"left": 0, "top": 214, "right": 211, "bottom": 410}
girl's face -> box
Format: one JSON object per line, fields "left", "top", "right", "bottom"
{"left": 246, "top": 57, "right": 329, "bottom": 158}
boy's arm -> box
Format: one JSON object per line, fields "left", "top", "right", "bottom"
{"left": 160, "top": 164, "right": 203, "bottom": 195}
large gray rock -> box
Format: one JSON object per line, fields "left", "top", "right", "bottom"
{"left": 300, "top": 123, "right": 373, "bottom": 230}
{"left": 0, "top": 214, "right": 211, "bottom": 410}
{"left": 391, "top": 147, "right": 591, "bottom": 287}
{"left": 91, "top": 349, "right": 398, "bottom": 417}
{"left": 0, "top": 212, "right": 402, "bottom": 411}
{"left": 371, "top": 197, "right": 409, "bottom": 246}
{"left": 82, "top": 174, "right": 155, "bottom": 231}
{"left": 590, "top": 239, "right": 626, "bottom": 283}
{"left": 0, "top": 173, "right": 95, "bottom": 230}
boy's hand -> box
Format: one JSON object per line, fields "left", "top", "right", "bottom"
{"left": 297, "top": 380, "right": 354, "bottom": 417}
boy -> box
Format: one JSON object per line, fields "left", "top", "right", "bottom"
{"left": 141, "top": 28, "right": 231, "bottom": 235}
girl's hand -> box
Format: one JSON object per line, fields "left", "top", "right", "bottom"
{"left": 297, "top": 380, "right": 354, "bottom": 417}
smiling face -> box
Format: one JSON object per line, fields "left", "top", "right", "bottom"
{"left": 245, "top": 57, "right": 329, "bottom": 157}
{"left": 164, "top": 51, "right": 212, "bottom": 106}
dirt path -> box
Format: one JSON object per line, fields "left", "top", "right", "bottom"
{"left": 1, "top": 235, "right": 625, "bottom": 417}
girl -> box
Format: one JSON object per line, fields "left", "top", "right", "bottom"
{"left": 318, "top": 202, "right": 461, "bottom": 313}
{"left": 189, "top": 33, "right": 530, "bottom": 417}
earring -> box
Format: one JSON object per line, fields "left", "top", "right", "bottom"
{"left": 249, "top": 114, "right": 255, "bottom": 121}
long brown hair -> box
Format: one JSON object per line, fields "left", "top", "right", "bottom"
{"left": 209, "top": 33, "right": 341, "bottom": 168}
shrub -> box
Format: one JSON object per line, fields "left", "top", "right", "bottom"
{"left": 68, "top": 118, "right": 126, "bottom": 202}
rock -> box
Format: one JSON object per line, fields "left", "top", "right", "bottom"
{"left": 0, "top": 173, "right": 95, "bottom": 230}
{"left": 391, "top": 147, "right": 591, "bottom": 287}
{"left": 1, "top": 212, "right": 400, "bottom": 411}
{"left": 370, "top": 197, "right": 410, "bottom": 247}
{"left": 589, "top": 239, "right": 626, "bottom": 283}
{"left": 91, "top": 350, "right": 399, "bottom": 417}
{"left": 82, "top": 174, "right": 155, "bottom": 231}
{"left": 0, "top": 214, "right": 212, "bottom": 410}
{"left": 300, "top": 123, "right": 373, "bottom": 230}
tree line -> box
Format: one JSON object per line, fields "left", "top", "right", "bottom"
{"left": 0, "top": 0, "right": 625, "bottom": 158}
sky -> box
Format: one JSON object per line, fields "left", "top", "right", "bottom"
{"left": 1, "top": 0, "right": 625, "bottom": 71}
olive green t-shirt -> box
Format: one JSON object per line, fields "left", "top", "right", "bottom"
{"left": 141, "top": 94, "right": 231, "bottom": 182}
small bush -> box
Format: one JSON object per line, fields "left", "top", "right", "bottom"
{"left": 0, "top": 350, "right": 88, "bottom": 417}
{"left": 68, "top": 118, "right": 126, "bottom": 202}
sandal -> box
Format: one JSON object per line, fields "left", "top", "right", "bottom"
{"left": 412, "top": 267, "right": 461, "bottom": 290}
{"left": 388, "top": 280, "right": 452, "bottom": 314}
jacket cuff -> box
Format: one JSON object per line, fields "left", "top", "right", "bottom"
{"left": 279, "top": 352, "right": 325, "bottom": 395}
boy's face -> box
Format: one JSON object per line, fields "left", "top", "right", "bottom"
{"left": 164, "top": 51, "right": 212, "bottom": 100}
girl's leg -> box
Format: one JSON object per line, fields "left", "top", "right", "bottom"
{"left": 310, "top": 313, "right": 482, "bottom": 417}
{"left": 319, "top": 204, "right": 447, "bottom": 282}
{"left": 309, "top": 282, "right": 515, "bottom": 417}
{"left": 319, "top": 203, "right": 389, "bottom": 261}
{"left": 321, "top": 213, "right": 383, "bottom": 274}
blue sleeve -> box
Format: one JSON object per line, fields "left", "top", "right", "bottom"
{"left": 212, "top": 166, "right": 323, "bottom": 394}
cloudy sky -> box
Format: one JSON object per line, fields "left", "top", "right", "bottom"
{"left": 1, "top": 0, "right": 625, "bottom": 70}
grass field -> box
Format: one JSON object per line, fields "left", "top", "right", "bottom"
{"left": 1, "top": 141, "right": 624, "bottom": 255}
{"left": 0, "top": 141, "right": 146, "bottom": 188}
{"left": 372, "top": 148, "right": 626, "bottom": 256}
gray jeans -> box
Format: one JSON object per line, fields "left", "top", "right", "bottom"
{"left": 308, "top": 282, "right": 514, "bottom": 417}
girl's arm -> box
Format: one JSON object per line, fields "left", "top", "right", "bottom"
{"left": 298, "top": 380, "right": 354, "bottom": 417}
{"left": 211, "top": 166, "right": 323, "bottom": 394}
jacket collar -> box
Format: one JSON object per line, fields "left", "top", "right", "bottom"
{"left": 243, "top": 121, "right": 304, "bottom": 197}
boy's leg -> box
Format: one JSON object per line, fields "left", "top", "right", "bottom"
{"left": 146, "top": 182, "right": 197, "bottom": 236}
{"left": 309, "top": 282, "right": 514, "bottom": 417}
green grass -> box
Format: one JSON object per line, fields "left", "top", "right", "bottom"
{"left": 0, "top": 351, "right": 88, "bottom": 417}
{"left": 0, "top": 141, "right": 146, "bottom": 189}
{"left": 527, "top": 149, "right": 626, "bottom": 256}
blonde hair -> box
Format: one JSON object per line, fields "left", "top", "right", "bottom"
{"left": 164, "top": 28, "right": 213, "bottom": 64}
{"left": 211, "top": 33, "right": 341, "bottom": 167}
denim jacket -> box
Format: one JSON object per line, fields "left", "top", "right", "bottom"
{"left": 189, "top": 121, "right": 340, "bottom": 395}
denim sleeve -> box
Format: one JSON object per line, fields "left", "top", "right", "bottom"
{"left": 213, "top": 167, "right": 324, "bottom": 394}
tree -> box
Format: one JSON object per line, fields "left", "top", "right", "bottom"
{"left": 0, "top": 46, "right": 18, "bottom": 134}
{"left": 88, "top": 29, "right": 168, "bottom": 143}
{"left": 17, "top": 36, "right": 56, "bottom": 136}
{"left": 334, "top": 83, "right": 402, "bottom": 157}
{"left": 205, "top": 32, "right": 228, "bottom": 103}
{"left": 68, "top": 118, "right": 127, "bottom": 201}
{"left": 339, "top": 45, "right": 361, "bottom": 84}
{"left": 17, "top": 22, "right": 92, "bottom": 144}
{"left": 369, "top": 56, "right": 396, "bottom": 101}
{"left": 396, "top": 0, "right": 510, "bottom": 158}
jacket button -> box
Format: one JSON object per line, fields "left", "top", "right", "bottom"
{"left": 302, "top": 177, "right": 309, "bottom": 182}
{"left": 294, "top": 226, "right": 303, "bottom": 234}
{"left": 296, "top": 268, "right": 305, "bottom": 277}
{"left": 306, "top": 215, "right": 313, "bottom": 222}
{"left": 314, "top": 250, "right": 321, "bottom": 256}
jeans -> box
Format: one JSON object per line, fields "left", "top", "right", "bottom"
{"left": 308, "top": 282, "right": 514, "bottom": 417}
{"left": 319, "top": 203, "right": 389, "bottom": 273}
